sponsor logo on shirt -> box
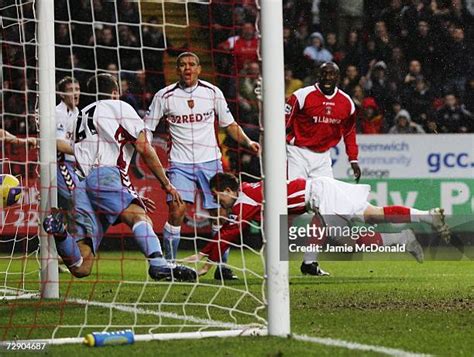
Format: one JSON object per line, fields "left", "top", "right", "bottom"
{"left": 227, "top": 214, "right": 239, "bottom": 225}
{"left": 167, "top": 111, "right": 213, "bottom": 124}
{"left": 312, "top": 116, "right": 341, "bottom": 124}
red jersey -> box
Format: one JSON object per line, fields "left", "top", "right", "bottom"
{"left": 285, "top": 84, "right": 358, "bottom": 161}
{"left": 225, "top": 35, "right": 259, "bottom": 72}
{"left": 200, "top": 178, "right": 307, "bottom": 262}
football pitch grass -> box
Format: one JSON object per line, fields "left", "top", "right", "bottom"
{"left": 1, "top": 250, "right": 473, "bottom": 356}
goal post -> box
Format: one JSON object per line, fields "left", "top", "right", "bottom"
{"left": 38, "top": 0, "right": 59, "bottom": 299}
{"left": 261, "top": 0, "right": 291, "bottom": 337}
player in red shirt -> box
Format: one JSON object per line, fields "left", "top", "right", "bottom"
{"left": 286, "top": 62, "right": 362, "bottom": 276}
{"left": 183, "top": 173, "right": 450, "bottom": 276}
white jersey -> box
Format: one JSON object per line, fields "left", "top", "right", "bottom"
{"left": 74, "top": 100, "right": 145, "bottom": 177}
{"left": 146, "top": 80, "right": 235, "bottom": 164}
{"left": 56, "top": 101, "right": 79, "bottom": 162}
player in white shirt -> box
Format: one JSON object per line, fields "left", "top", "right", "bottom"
{"left": 43, "top": 74, "right": 196, "bottom": 282}
{"left": 146, "top": 52, "right": 259, "bottom": 280}
{"left": 55, "top": 76, "right": 81, "bottom": 210}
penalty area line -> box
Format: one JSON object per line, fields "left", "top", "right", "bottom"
{"left": 293, "top": 334, "right": 432, "bottom": 357}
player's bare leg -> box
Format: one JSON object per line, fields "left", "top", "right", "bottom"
{"left": 198, "top": 261, "right": 213, "bottom": 276}
{"left": 69, "top": 241, "right": 94, "bottom": 278}
{"left": 181, "top": 253, "right": 215, "bottom": 277}
{"left": 163, "top": 200, "right": 187, "bottom": 261}
{"left": 168, "top": 200, "right": 187, "bottom": 226}
{"left": 182, "top": 252, "right": 207, "bottom": 263}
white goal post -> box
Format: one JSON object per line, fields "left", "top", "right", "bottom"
{"left": 38, "top": 0, "right": 59, "bottom": 299}
{"left": 261, "top": 0, "right": 290, "bottom": 337}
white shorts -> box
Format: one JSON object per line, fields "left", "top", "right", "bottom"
{"left": 305, "top": 176, "right": 370, "bottom": 217}
{"left": 287, "top": 145, "right": 333, "bottom": 180}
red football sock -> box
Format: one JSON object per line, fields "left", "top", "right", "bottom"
{"left": 383, "top": 206, "right": 411, "bottom": 223}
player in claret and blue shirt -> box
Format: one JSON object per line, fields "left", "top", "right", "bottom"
{"left": 43, "top": 73, "right": 196, "bottom": 282}
{"left": 146, "top": 52, "right": 259, "bottom": 280}
{"left": 55, "top": 76, "right": 81, "bottom": 211}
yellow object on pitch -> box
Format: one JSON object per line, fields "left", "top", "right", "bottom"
{"left": 0, "top": 174, "right": 22, "bottom": 207}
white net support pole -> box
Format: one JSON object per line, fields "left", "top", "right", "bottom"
{"left": 19, "top": 328, "right": 267, "bottom": 346}
{"left": 38, "top": 0, "right": 59, "bottom": 298}
{"left": 261, "top": 0, "right": 290, "bottom": 337}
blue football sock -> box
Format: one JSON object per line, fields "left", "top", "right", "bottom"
{"left": 163, "top": 222, "right": 181, "bottom": 261}
{"left": 132, "top": 221, "right": 166, "bottom": 267}
{"left": 55, "top": 232, "right": 82, "bottom": 268}
{"left": 221, "top": 248, "right": 230, "bottom": 264}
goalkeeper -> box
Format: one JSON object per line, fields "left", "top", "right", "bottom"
{"left": 184, "top": 173, "right": 450, "bottom": 276}
{"left": 43, "top": 74, "right": 196, "bottom": 282}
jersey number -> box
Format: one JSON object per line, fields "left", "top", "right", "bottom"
{"left": 75, "top": 106, "right": 97, "bottom": 143}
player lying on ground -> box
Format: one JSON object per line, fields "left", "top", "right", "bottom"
{"left": 183, "top": 173, "right": 450, "bottom": 276}
{"left": 43, "top": 74, "right": 196, "bottom": 282}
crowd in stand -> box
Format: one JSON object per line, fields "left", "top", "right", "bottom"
{"left": 1, "top": 0, "right": 473, "bottom": 147}
{"left": 280, "top": 0, "right": 474, "bottom": 134}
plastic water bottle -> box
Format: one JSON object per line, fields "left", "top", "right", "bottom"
{"left": 83, "top": 330, "right": 134, "bottom": 347}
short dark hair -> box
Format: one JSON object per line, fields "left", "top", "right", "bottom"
{"left": 320, "top": 61, "right": 340, "bottom": 73}
{"left": 176, "top": 52, "right": 200, "bottom": 67}
{"left": 210, "top": 172, "right": 239, "bottom": 192}
{"left": 87, "top": 73, "right": 119, "bottom": 99}
{"left": 57, "top": 76, "right": 79, "bottom": 93}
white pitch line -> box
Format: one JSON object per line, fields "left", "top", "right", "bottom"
{"left": 68, "top": 298, "right": 259, "bottom": 331}
{"left": 293, "top": 334, "right": 432, "bottom": 357}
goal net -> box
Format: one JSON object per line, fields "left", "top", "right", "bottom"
{"left": 1, "top": 0, "right": 273, "bottom": 343}
{"left": 1, "top": 1, "right": 41, "bottom": 301}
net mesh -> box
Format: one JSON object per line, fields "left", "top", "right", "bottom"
{"left": 1, "top": 0, "right": 41, "bottom": 301}
{"left": 1, "top": 0, "right": 266, "bottom": 340}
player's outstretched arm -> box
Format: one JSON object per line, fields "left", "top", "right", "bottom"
{"left": 57, "top": 139, "right": 74, "bottom": 155}
{"left": 0, "top": 129, "right": 37, "bottom": 149}
{"left": 225, "top": 123, "right": 260, "bottom": 154}
{"left": 135, "top": 130, "right": 183, "bottom": 204}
